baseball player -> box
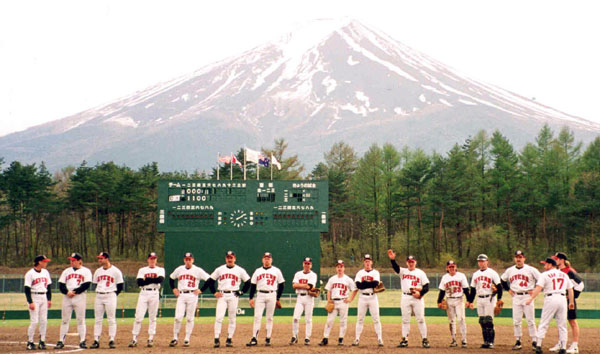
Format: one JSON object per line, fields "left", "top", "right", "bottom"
{"left": 202, "top": 250, "right": 251, "bottom": 348}
{"left": 318, "top": 259, "right": 357, "bottom": 346}
{"left": 437, "top": 260, "right": 469, "bottom": 348}
{"left": 550, "top": 252, "right": 584, "bottom": 354}
{"left": 90, "top": 252, "right": 124, "bottom": 349}
{"left": 290, "top": 257, "right": 318, "bottom": 345}
{"left": 388, "top": 250, "right": 431, "bottom": 348}
{"left": 56, "top": 252, "right": 92, "bottom": 349}
{"left": 168, "top": 252, "right": 210, "bottom": 347}
{"left": 526, "top": 257, "right": 575, "bottom": 354}
{"left": 129, "top": 252, "right": 165, "bottom": 348}
{"left": 24, "top": 255, "right": 52, "bottom": 350}
{"left": 500, "top": 250, "right": 541, "bottom": 350}
{"left": 353, "top": 254, "right": 384, "bottom": 347}
{"left": 246, "top": 252, "right": 285, "bottom": 347}
{"left": 467, "top": 253, "right": 503, "bottom": 349}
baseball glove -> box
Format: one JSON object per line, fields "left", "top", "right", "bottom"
{"left": 373, "top": 282, "right": 386, "bottom": 293}
{"left": 325, "top": 300, "right": 334, "bottom": 313}
{"left": 308, "top": 288, "right": 321, "bottom": 297}
{"left": 410, "top": 287, "right": 422, "bottom": 298}
{"left": 276, "top": 300, "right": 282, "bottom": 309}
{"left": 439, "top": 299, "right": 448, "bottom": 310}
{"left": 494, "top": 300, "right": 504, "bottom": 316}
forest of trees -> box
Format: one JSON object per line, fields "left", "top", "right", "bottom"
{"left": 1, "top": 127, "right": 599, "bottom": 270}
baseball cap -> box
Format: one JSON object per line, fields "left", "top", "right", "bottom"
{"left": 303, "top": 257, "right": 312, "bottom": 264}
{"left": 540, "top": 257, "right": 557, "bottom": 266}
{"left": 554, "top": 252, "right": 568, "bottom": 260}
{"left": 477, "top": 254, "right": 488, "bottom": 261}
{"left": 263, "top": 252, "right": 272, "bottom": 258}
{"left": 97, "top": 252, "right": 110, "bottom": 259}
{"left": 34, "top": 255, "right": 51, "bottom": 263}
{"left": 225, "top": 250, "right": 235, "bottom": 257}
{"left": 446, "top": 260, "right": 457, "bottom": 267}
{"left": 336, "top": 259, "right": 345, "bottom": 266}
{"left": 363, "top": 254, "right": 372, "bottom": 260}
{"left": 514, "top": 250, "right": 525, "bottom": 257}
{"left": 183, "top": 252, "right": 194, "bottom": 258}
{"left": 68, "top": 252, "right": 82, "bottom": 261}
{"left": 147, "top": 252, "right": 158, "bottom": 259}
{"left": 406, "top": 255, "right": 416, "bottom": 262}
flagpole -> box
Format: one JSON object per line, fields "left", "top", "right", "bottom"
{"left": 230, "top": 152, "right": 233, "bottom": 180}
{"left": 243, "top": 147, "right": 247, "bottom": 180}
{"left": 217, "top": 152, "right": 220, "bottom": 180}
{"left": 257, "top": 157, "right": 260, "bottom": 180}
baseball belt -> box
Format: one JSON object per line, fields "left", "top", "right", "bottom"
{"left": 332, "top": 298, "right": 344, "bottom": 301}
{"left": 361, "top": 293, "right": 374, "bottom": 296}
{"left": 298, "top": 294, "right": 307, "bottom": 296}
{"left": 515, "top": 292, "right": 529, "bottom": 295}
{"left": 97, "top": 292, "right": 114, "bottom": 295}
{"left": 181, "top": 290, "right": 195, "bottom": 294}
{"left": 259, "top": 290, "right": 274, "bottom": 293}
{"left": 142, "top": 288, "right": 158, "bottom": 291}
{"left": 32, "top": 292, "right": 47, "bottom": 295}
{"left": 222, "top": 290, "right": 235, "bottom": 293}
{"left": 546, "top": 293, "right": 565, "bottom": 297}
{"left": 478, "top": 294, "right": 492, "bottom": 298}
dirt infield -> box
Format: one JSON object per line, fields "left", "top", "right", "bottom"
{"left": 1, "top": 321, "right": 599, "bottom": 354}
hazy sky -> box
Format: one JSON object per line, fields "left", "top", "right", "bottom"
{"left": 1, "top": 0, "right": 599, "bottom": 137}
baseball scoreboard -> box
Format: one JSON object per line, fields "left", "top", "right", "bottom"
{"left": 157, "top": 180, "right": 329, "bottom": 292}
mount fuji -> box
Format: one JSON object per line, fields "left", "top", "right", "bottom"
{"left": 2, "top": 19, "right": 599, "bottom": 172}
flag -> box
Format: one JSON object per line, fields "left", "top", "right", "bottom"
{"left": 231, "top": 155, "right": 242, "bottom": 167}
{"left": 218, "top": 156, "right": 232, "bottom": 164}
{"left": 259, "top": 157, "right": 270, "bottom": 167}
{"left": 272, "top": 155, "right": 282, "bottom": 170}
{"left": 245, "top": 147, "right": 262, "bottom": 163}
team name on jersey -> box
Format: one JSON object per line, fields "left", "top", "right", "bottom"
{"left": 474, "top": 275, "right": 491, "bottom": 284}
{"left": 547, "top": 272, "right": 561, "bottom": 279}
{"left": 509, "top": 274, "right": 530, "bottom": 283}
{"left": 219, "top": 273, "right": 239, "bottom": 282}
{"left": 361, "top": 275, "right": 374, "bottom": 282}
{"left": 257, "top": 273, "right": 276, "bottom": 282}
{"left": 66, "top": 273, "right": 84, "bottom": 282}
{"left": 444, "top": 280, "right": 462, "bottom": 288}
{"left": 97, "top": 275, "right": 114, "bottom": 283}
{"left": 402, "top": 274, "right": 420, "bottom": 281}
{"left": 144, "top": 272, "right": 159, "bottom": 278}
{"left": 331, "top": 283, "right": 348, "bottom": 291}
{"left": 178, "top": 274, "right": 197, "bottom": 281}
{"left": 298, "top": 279, "right": 308, "bottom": 284}
{"left": 32, "top": 277, "right": 48, "bottom": 287}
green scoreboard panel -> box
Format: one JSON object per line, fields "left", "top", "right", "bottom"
{"left": 157, "top": 180, "right": 328, "bottom": 293}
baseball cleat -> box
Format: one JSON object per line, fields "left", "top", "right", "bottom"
{"left": 397, "top": 337, "right": 408, "bottom": 348}
{"left": 513, "top": 339, "right": 522, "bottom": 350}
{"left": 566, "top": 345, "right": 579, "bottom": 354}
{"left": 108, "top": 340, "right": 115, "bottom": 349}
{"left": 489, "top": 342, "right": 495, "bottom": 349}
{"left": 214, "top": 338, "right": 220, "bottom": 348}
{"left": 352, "top": 339, "right": 360, "bottom": 346}
{"left": 147, "top": 339, "right": 154, "bottom": 347}
{"left": 378, "top": 338, "right": 384, "bottom": 347}
{"left": 169, "top": 339, "right": 178, "bottom": 347}
{"left": 226, "top": 338, "right": 233, "bottom": 347}
{"left": 480, "top": 342, "right": 490, "bottom": 349}
{"left": 265, "top": 337, "right": 271, "bottom": 346}
{"left": 422, "top": 338, "right": 430, "bottom": 348}
{"left": 558, "top": 350, "right": 566, "bottom": 354}
{"left": 318, "top": 338, "right": 328, "bottom": 346}
{"left": 532, "top": 341, "right": 538, "bottom": 350}
{"left": 549, "top": 344, "right": 561, "bottom": 352}
{"left": 78, "top": 341, "right": 87, "bottom": 349}
{"left": 55, "top": 341, "right": 64, "bottom": 349}
{"left": 289, "top": 336, "right": 298, "bottom": 345}
{"left": 338, "top": 338, "right": 343, "bottom": 346}
{"left": 304, "top": 338, "right": 310, "bottom": 345}
{"left": 461, "top": 340, "right": 468, "bottom": 348}
{"left": 534, "top": 346, "right": 543, "bottom": 354}
{"left": 183, "top": 340, "right": 190, "bottom": 347}
{"left": 90, "top": 340, "right": 100, "bottom": 349}
{"left": 449, "top": 339, "right": 457, "bottom": 347}
{"left": 128, "top": 340, "right": 137, "bottom": 347}
{"left": 38, "top": 341, "right": 47, "bottom": 350}
{"left": 246, "top": 337, "right": 258, "bottom": 346}
{"left": 27, "top": 341, "right": 35, "bottom": 350}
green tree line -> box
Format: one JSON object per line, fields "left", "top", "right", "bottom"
{"left": 1, "top": 127, "right": 599, "bottom": 270}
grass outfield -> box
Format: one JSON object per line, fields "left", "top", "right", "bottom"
{"left": 1, "top": 316, "right": 599, "bottom": 328}
{"left": 1, "top": 290, "right": 598, "bottom": 311}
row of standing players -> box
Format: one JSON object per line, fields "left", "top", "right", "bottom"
{"left": 23, "top": 249, "right": 584, "bottom": 353}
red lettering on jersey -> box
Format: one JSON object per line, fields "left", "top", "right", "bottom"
{"left": 66, "top": 274, "right": 84, "bottom": 282}
{"left": 331, "top": 283, "right": 348, "bottom": 291}
{"left": 401, "top": 274, "right": 418, "bottom": 281}
{"left": 509, "top": 274, "right": 530, "bottom": 283}
{"left": 445, "top": 280, "right": 461, "bottom": 289}
{"left": 361, "top": 276, "right": 374, "bottom": 282}
{"left": 144, "top": 273, "right": 158, "bottom": 278}
{"left": 299, "top": 279, "right": 308, "bottom": 284}
{"left": 219, "top": 274, "right": 239, "bottom": 282}
{"left": 31, "top": 278, "right": 48, "bottom": 287}
{"left": 474, "top": 276, "right": 491, "bottom": 284}
{"left": 179, "top": 274, "right": 197, "bottom": 281}
{"left": 257, "top": 273, "right": 276, "bottom": 282}
{"left": 97, "top": 275, "right": 115, "bottom": 283}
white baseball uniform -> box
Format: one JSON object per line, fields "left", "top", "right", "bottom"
{"left": 250, "top": 266, "right": 285, "bottom": 338}
{"left": 58, "top": 266, "right": 93, "bottom": 343}
{"left": 471, "top": 268, "right": 501, "bottom": 317}
{"left": 398, "top": 267, "right": 430, "bottom": 339}
{"left": 439, "top": 271, "right": 469, "bottom": 342}
{"left": 25, "top": 268, "right": 52, "bottom": 342}
{"left": 92, "top": 265, "right": 124, "bottom": 341}
{"left": 323, "top": 274, "right": 356, "bottom": 339}
{"left": 170, "top": 265, "right": 210, "bottom": 341}
{"left": 354, "top": 269, "right": 383, "bottom": 342}
{"left": 536, "top": 268, "right": 573, "bottom": 349}
{"left": 132, "top": 265, "right": 165, "bottom": 340}
{"left": 501, "top": 264, "right": 540, "bottom": 341}
{"left": 292, "top": 270, "right": 318, "bottom": 340}
{"left": 210, "top": 264, "right": 250, "bottom": 339}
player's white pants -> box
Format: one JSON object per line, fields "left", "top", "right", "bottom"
{"left": 59, "top": 293, "right": 87, "bottom": 343}
{"left": 28, "top": 294, "right": 48, "bottom": 342}
{"left": 214, "top": 293, "right": 239, "bottom": 339}
{"left": 132, "top": 290, "right": 160, "bottom": 339}
{"left": 355, "top": 293, "right": 382, "bottom": 341}
{"left": 323, "top": 299, "right": 349, "bottom": 339}
{"left": 476, "top": 295, "right": 497, "bottom": 317}
{"left": 173, "top": 293, "right": 198, "bottom": 341}
{"left": 512, "top": 293, "right": 537, "bottom": 341}
{"left": 253, "top": 291, "right": 277, "bottom": 338}
{"left": 446, "top": 297, "right": 466, "bottom": 341}
{"left": 401, "top": 294, "right": 427, "bottom": 339}
{"left": 94, "top": 292, "right": 117, "bottom": 340}
{"left": 292, "top": 294, "right": 314, "bottom": 339}
{"left": 537, "top": 294, "right": 568, "bottom": 350}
